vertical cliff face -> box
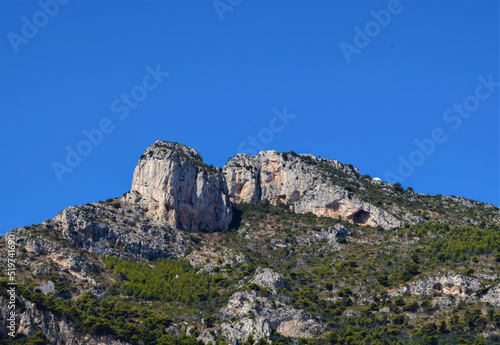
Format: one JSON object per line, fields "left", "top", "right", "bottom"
{"left": 224, "top": 151, "right": 320, "bottom": 204}
{"left": 131, "top": 144, "right": 400, "bottom": 230}
{"left": 130, "top": 141, "right": 232, "bottom": 232}
{"left": 224, "top": 151, "right": 401, "bottom": 229}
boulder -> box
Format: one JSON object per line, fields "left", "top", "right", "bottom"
{"left": 250, "top": 267, "right": 290, "bottom": 294}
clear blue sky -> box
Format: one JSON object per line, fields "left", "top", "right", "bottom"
{"left": 1, "top": 0, "right": 498, "bottom": 234}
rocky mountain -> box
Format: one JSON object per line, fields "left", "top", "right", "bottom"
{"left": 1, "top": 140, "right": 500, "bottom": 345}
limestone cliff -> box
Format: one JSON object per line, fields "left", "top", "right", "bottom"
{"left": 131, "top": 141, "right": 232, "bottom": 232}
{"left": 224, "top": 151, "right": 402, "bottom": 229}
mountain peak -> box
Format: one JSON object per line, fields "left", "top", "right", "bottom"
{"left": 130, "top": 140, "right": 231, "bottom": 231}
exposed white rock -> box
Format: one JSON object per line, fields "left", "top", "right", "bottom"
{"left": 50, "top": 203, "right": 189, "bottom": 261}
{"left": 388, "top": 274, "right": 500, "bottom": 308}
{"left": 221, "top": 317, "right": 271, "bottom": 341}
{"left": 197, "top": 330, "right": 217, "bottom": 345}
{"left": 313, "top": 224, "right": 352, "bottom": 244}
{"left": 0, "top": 296, "right": 131, "bottom": 344}
{"left": 131, "top": 141, "right": 232, "bottom": 232}
{"left": 250, "top": 267, "right": 290, "bottom": 294}
{"left": 36, "top": 281, "right": 56, "bottom": 296}
{"left": 481, "top": 286, "right": 500, "bottom": 307}
{"left": 224, "top": 151, "right": 401, "bottom": 229}
{"left": 221, "top": 291, "right": 324, "bottom": 340}
{"left": 388, "top": 274, "right": 481, "bottom": 298}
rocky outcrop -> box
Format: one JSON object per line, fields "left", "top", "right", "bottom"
{"left": 221, "top": 291, "right": 324, "bottom": 340}
{"left": 220, "top": 316, "right": 271, "bottom": 341}
{"left": 2, "top": 197, "right": 196, "bottom": 305}
{"left": 224, "top": 151, "right": 401, "bottom": 229}
{"left": 49, "top": 201, "right": 190, "bottom": 260}
{"left": 36, "top": 281, "right": 56, "bottom": 296}
{"left": 292, "top": 183, "right": 401, "bottom": 229}
{"left": 481, "top": 286, "right": 500, "bottom": 307}
{"left": 224, "top": 151, "right": 357, "bottom": 204}
{"left": 388, "top": 274, "right": 500, "bottom": 308}
{"left": 0, "top": 296, "right": 129, "bottom": 345}
{"left": 389, "top": 275, "right": 481, "bottom": 298}
{"left": 250, "top": 267, "right": 290, "bottom": 294}
{"left": 312, "top": 224, "right": 352, "bottom": 244}
{"left": 131, "top": 141, "right": 232, "bottom": 232}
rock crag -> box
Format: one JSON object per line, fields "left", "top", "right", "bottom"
{"left": 250, "top": 267, "right": 291, "bottom": 294}
{"left": 221, "top": 290, "right": 324, "bottom": 340}
{"left": 131, "top": 141, "right": 232, "bottom": 232}
{"left": 224, "top": 151, "right": 401, "bottom": 229}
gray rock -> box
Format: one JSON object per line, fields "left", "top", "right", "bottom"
{"left": 36, "top": 281, "right": 56, "bottom": 296}
{"left": 131, "top": 141, "right": 232, "bottom": 232}
{"left": 313, "top": 224, "right": 352, "bottom": 244}
{"left": 51, "top": 201, "right": 190, "bottom": 261}
{"left": 481, "top": 286, "right": 500, "bottom": 307}
{"left": 221, "top": 317, "right": 271, "bottom": 342}
{"left": 250, "top": 267, "right": 290, "bottom": 294}
{"left": 224, "top": 151, "right": 401, "bottom": 229}
{"left": 33, "top": 264, "right": 52, "bottom": 276}
{"left": 388, "top": 274, "right": 500, "bottom": 307}
{"left": 388, "top": 274, "right": 481, "bottom": 298}
{"left": 197, "top": 330, "right": 217, "bottom": 344}
{"left": 221, "top": 291, "right": 324, "bottom": 340}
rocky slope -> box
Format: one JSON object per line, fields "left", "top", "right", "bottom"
{"left": 389, "top": 274, "right": 500, "bottom": 308}
{"left": 0, "top": 295, "right": 130, "bottom": 345}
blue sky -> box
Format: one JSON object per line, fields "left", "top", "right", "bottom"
{"left": 1, "top": 0, "right": 498, "bottom": 234}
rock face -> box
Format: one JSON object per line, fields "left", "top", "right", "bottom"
{"left": 220, "top": 316, "right": 271, "bottom": 341}
{"left": 224, "top": 151, "right": 401, "bottom": 229}
{"left": 49, "top": 201, "right": 190, "bottom": 260}
{"left": 389, "top": 275, "right": 481, "bottom": 297}
{"left": 388, "top": 274, "right": 500, "bottom": 308}
{"left": 36, "top": 281, "right": 56, "bottom": 296}
{"left": 250, "top": 267, "right": 290, "bottom": 294}
{"left": 481, "top": 286, "right": 500, "bottom": 307}
{"left": 313, "top": 224, "right": 352, "bottom": 244}
{"left": 0, "top": 296, "right": 130, "bottom": 345}
{"left": 220, "top": 268, "right": 323, "bottom": 341}
{"left": 131, "top": 141, "right": 232, "bottom": 232}
{"left": 221, "top": 291, "right": 323, "bottom": 340}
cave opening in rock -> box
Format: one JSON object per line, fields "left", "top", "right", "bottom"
{"left": 326, "top": 201, "right": 340, "bottom": 211}
{"left": 348, "top": 209, "right": 370, "bottom": 224}
{"left": 433, "top": 283, "right": 443, "bottom": 291}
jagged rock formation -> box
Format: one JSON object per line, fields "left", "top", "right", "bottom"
{"left": 250, "top": 267, "right": 290, "bottom": 294}
{"left": 224, "top": 151, "right": 401, "bottom": 229}
{"left": 389, "top": 274, "right": 500, "bottom": 308}
{"left": 131, "top": 141, "right": 232, "bottom": 232}
{"left": 313, "top": 224, "right": 352, "bottom": 244}
{"left": 0, "top": 296, "right": 130, "bottom": 345}
{"left": 220, "top": 317, "right": 271, "bottom": 342}
{"left": 50, "top": 202, "right": 190, "bottom": 260}
{"left": 389, "top": 274, "right": 482, "bottom": 297}
{"left": 221, "top": 291, "right": 324, "bottom": 340}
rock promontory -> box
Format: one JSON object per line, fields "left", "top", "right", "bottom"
{"left": 130, "top": 141, "right": 233, "bottom": 232}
